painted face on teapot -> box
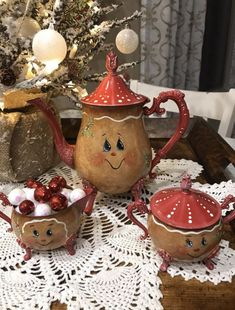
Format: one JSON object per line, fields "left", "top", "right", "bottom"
{"left": 148, "top": 216, "right": 223, "bottom": 261}
{"left": 176, "top": 227, "right": 222, "bottom": 261}
{"left": 76, "top": 106, "right": 152, "bottom": 194}
{"left": 20, "top": 218, "right": 68, "bottom": 250}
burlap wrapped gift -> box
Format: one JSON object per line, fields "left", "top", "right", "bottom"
{"left": 0, "top": 90, "right": 60, "bottom": 182}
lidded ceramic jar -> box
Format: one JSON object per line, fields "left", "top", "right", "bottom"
{"left": 128, "top": 175, "right": 235, "bottom": 271}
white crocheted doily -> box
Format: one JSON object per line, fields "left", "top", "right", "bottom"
{"left": 0, "top": 160, "right": 234, "bottom": 310}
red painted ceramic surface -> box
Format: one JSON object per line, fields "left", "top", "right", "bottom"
{"left": 80, "top": 51, "right": 149, "bottom": 107}
{"left": 150, "top": 176, "right": 221, "bottom": 230}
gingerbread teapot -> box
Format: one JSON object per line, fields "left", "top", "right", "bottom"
{"left": 28, "top": 51, "right": 189, "bottom": 217}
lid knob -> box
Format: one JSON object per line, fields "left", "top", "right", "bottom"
{"left": 180, "top": 174, "right": 192, "bottom": 191}
{"left": 106, "top": 51, "right": 118, "bottom": 74}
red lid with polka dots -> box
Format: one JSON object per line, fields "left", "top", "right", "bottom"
{"left": 150, "top": 175, "right": 221, "bottom": 230}
{"left": 80, "top": 51, "right": 149, "bottom": 106}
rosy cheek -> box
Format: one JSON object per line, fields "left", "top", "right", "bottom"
{"left": 124, "top": 151, "right": 137, "bottom": 166}
{"left": 89, "top": 152, "right": 106, "bottom": 166}
{"left": 24, "top": 236, "right": 37, "bottom": 246}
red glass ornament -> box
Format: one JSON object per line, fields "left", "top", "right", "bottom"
{"left": 48, "top": 179, "right": 61, "bottom": 193}
{"left": 26, "top": 179, "right": 42, "bottom": 189}
{"left": 48, "top": 176, "right": 70, "bottom": 193}
{"left": 34, "top": 185, "right": 51, "bottom": 203}
{"left": 19, "top": 200, "right": 35, "bottom": 215}
{"left": 49, "top": 193, "right": 68, "bottom": 211}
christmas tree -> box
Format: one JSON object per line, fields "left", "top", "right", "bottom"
{"left": 0, "top": 0, "right": 141, "bottom": 103}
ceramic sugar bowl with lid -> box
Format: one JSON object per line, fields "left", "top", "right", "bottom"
{"left": 128, "top": 175, "right": 235, "bottom": 271}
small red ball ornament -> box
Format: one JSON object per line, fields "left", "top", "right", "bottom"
{"left": 26, "top": 179, "right": 42, "bottom": 189}
{"left": 48, "top": 176, "right": 69, "bottom": 193}
{"left": 34, "top": 185, "right": 51, "bottom": 203}
{"left": 48, "top": 179, "right": 61, "bottom": 193}
{"left": 19, "top": 200, "right": 35, "bottom": 215}
{"left": 49, "top": 193, "right": 68, "bottom": 211}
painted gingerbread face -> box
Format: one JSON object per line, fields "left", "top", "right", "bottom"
{"left": 90, "top": 132, "right": 135, "bottom": 170}
{"left": 21, "top": 219, "right": 68, "bottom": 250}
{"left": 175, "top": 228, "right": 222, "bottom": 261}
{"left": 76, "top": 107, "right": 152, "bottom": 194}
{"left": 148, "top": 216, "right": 223, "bottom": 261}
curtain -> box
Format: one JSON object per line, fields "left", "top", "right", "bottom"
{"left": 199, "top": 0, "right": 235, "bottom": 91}
{"left": 140, "top": 0, "right": 207, "bottom": 90}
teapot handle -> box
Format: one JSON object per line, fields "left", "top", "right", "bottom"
{"left": 143, "top": 90, "right": 189, "bottom": 178}
{"left": 221, "top": 195, "right": 235, "bottom": 224}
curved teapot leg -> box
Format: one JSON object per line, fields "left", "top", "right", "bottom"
{"left": 65, "top": 233, "right": 77, "bottom": 255}
{"left": 82, "top": 179, "right": 98, "bottom": 216}
{"left": 130, "top": 178, "right": 149, "bottom": 213}
{"left": 158, "top": 249, "right": 172, "bottom": 272}
{"left": 127, "top": 178, "right": 150, "bottom": 240}
{"left": 16, "top": 239, "right": 32, "bottom": 261}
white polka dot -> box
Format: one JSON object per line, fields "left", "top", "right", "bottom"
{"left": 171, "top": 211, "right": 174, "bottom": 215}
{"left": 188, "top": 212, "right": 192, "bottom": 215}
{"left": 94, "top": 100, "right": 98, "bottom": 103}
{"left": 188, "top": 216, "right": 192, "bottom": 219}
{"left": 167, "top": 215, "right": 171, "bottom": 218}
{"left": 210, "top": 214, "right": 214, "bottom": 217}
{"left": 187, "top": 203, "right": 190, "bottom": 206}
{"left": 173, "top": 207, "right": 176, "bottom": 210}
{"left": 118, "top": 100, "right": 123, "bottom": 103}
{"left": 207, "top": 210, "right": 210, "bottom": 213}
{"left": 188, "top": 220, "right": 192, "bottom": 224}
{"left": 203, "top": 206, "right": 206, "bottom": 209}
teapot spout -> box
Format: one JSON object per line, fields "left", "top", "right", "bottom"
{"left": 28, "top": 98, "right": 75, "bottom": 169}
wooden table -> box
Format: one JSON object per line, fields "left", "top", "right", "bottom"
{"left": 53, "top": 117, "right": 235, "bottom": 310}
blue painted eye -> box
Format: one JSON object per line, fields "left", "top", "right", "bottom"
{"left": 185, "top": 239, "right": 193, "bottom": 248}
{"left": 103, "top": 139, "right": 111, "bottom": 152}
{"left": 116, "top": 138, "right": 124, "bottom": 151}
{"left": 33, "top": 230, "right": 39, "bottom": 237}
{"left": 201, "top": 237, "right": 207, "bottom": 246}
{"left": 47, "top": 229, "right": 53, "bottom": 236}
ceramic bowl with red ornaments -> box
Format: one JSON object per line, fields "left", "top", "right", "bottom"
{"left": 0, "top": 176, "right": 94, "bottom": 261}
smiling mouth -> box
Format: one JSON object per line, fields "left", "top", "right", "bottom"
{"left": 187, "top": 253, "right": 202, "bottom": 258}
{"left": 105, "top": 158, "right": 125, "bottom": 170}
{"left": 36, "top": 241, "right": 52, "bottom": 247}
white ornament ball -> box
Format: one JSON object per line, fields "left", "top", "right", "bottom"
{"left": 23, "top": 188, "right": 37, "bottom": 203}
{"left": 61, "top": 188, "right": 72, "bottom": 201}
{"left": 69, "top": 188, "right": 86, "bottom": 204}
{"left": 15, "top": 17, "right": 41, "bottom": 39}
{"left": 8, "top": 188, "right": 26, "bottom": 205}
{"left": 115, "top": 28, "right": 139, "bottom": 54}
{"left": 34, "top": 203, "right": 52, "bottom": 217}
{"left": 32, "top": 28, "right": 67, "bottom": 65}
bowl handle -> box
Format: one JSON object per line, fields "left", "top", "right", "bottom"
{"left": 127, "top": 202, "right": 149, "bottom": 239}
{"left": 221, "top": 195, "right": 235, "bottom": 224}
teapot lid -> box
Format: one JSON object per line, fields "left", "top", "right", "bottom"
{"left": 150, "top": 175, "right": 221, "bottom": 230}
{"left": 80, "top": 51, "right": 149, "bottom": 107}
